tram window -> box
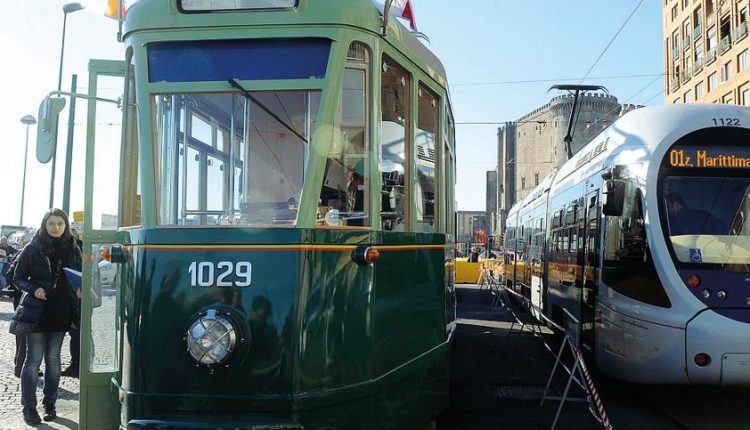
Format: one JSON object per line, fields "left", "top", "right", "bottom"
{"left": 416, "top": 84, "right": 439, "bottom": 233}
{"left": 446, "top": 108, "right": 455, "bottom": 234}
{"left": 206, "top": 155, "right": 226, "bottom": 211}
{"left": 662, "top": 176, "right": 750, "bottom": 269}
{"left": 565, "top": 204, "right": 576, "bottom": 225}
{"left": 180, "top": 0, "right": 297, "bottom": 12}
{"left": 380, "top": 56, "right": 410, "bottom": 231}
{"left": 319, "top": 42, "right": 370, "bottom": 227}
{"left": 191, "top": 114, "right": 213, "bottom": 146}
{"left": 603, "top": 184, "right": 671, "bottom": 307}
{"left": 154, "top": 90, "right": 320, "bottom": 226}
{"left": 570, "top": 229, "right": 578, "bottom": 253}
{"left": 577, "top": 198, "right": 585, "bottom": 220}
{"left": 443, "top": 109, "right": 452, "bottom": 234}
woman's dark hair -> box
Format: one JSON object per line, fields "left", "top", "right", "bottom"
{"left": 36, "top": 208, "right": 74, "bottom": 257}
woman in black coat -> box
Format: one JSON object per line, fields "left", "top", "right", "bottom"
{"left": 11, "top": 209, "right": 82, "bottom": 425}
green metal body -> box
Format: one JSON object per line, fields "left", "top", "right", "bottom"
{"left": 116, "top": 229, "right": 451, "bottom": 429}
{"left": 75, "top": 1, "right": 456, "bottom": 428}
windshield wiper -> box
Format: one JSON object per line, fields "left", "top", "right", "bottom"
{"left": 228, "top": 78, "right": 309, "bottom": 144}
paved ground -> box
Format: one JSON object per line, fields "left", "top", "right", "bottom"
{"left": 0, "top": 298, "right": 79, "bottom": 430}
{"left": 0, "top": 284, "right": 748, "bottom": 429}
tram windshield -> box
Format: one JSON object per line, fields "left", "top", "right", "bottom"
{"left": 663, "top": 176, "right": 750, "bottom": 268}
{"left": 153, "top": 91, "right": 320, "bottom": 226}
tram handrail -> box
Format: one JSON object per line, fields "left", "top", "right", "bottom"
{"left": 43, "top": 90, "right": 122, "bottom": 107}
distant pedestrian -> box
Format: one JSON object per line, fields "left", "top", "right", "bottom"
{"left": 468, "top": 248, "right": 480, "bottom": 263}
{"left": 2, "top": 244, "right": 29, "bottom": 379}
{"left": 0, "top": 236, "right": 18, "bottom": 289}
{"left": 10, "top": 208, "right": 82, "bottom": 425}
{"left": 0, "top": 236, "right": 19, "bottom": 256}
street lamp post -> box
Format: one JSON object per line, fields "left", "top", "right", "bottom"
{"left": 20, "top": 115, "right": 37, "bottom": 226}
{"left": 50, "top": 2, "right": 85, "bottom": 208}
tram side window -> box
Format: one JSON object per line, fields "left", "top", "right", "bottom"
{"left": 318, "top": 42, "right": 370, "bottom": 227}
{"left": 380, "top": 56, "right": 410, "bottom": 231}
{"left": 602, "top": 183, "right": 671, "bottom": 307}
{"left": 416, "top": 84, "right": 439, "bottom": 232}
{"left": 443, "top": 107, "right": 455, "bottom": 235}
{"left": 586, "top": 194, "right": 600, "bottom": 270}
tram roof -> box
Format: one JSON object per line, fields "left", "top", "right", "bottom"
{"left": 509, "top": 104, "right": 750, "bottom": 215}
{"left": 552, "top": 104, "right": 750, "bottom": 188}
{"left": 123, "top": 0, "right": 447, "bottom": 85}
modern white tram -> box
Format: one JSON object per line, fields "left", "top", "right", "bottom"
{"left": 504, "top": 104, "right": 750, "bottom": 385}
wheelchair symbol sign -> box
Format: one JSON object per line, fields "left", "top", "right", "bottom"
{"left": 689, "top": 248, "right": 703, "bottom": 263}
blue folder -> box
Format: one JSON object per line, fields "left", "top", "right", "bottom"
{"left": 63, "top": 268, "right": 82, "bottom": 291}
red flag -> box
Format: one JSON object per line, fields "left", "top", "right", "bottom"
{"left": 390, "top": 0, "right": 417, "bottom": 31}
{"left": 104, "top": 0, "right": 128, "bottom": 20}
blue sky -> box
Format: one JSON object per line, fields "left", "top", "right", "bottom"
{"left": 0, "top": 0, "right": 663, "bottom": 228}
{"left": 412, "top": 0, "right": 664, "bottom": 211}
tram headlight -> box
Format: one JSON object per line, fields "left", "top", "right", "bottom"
{"left": 717, "top": 290, "right": 728, "bottom": 300}
{"left": 701, "top": 289, "right": 711, "bottom": 299}
{"left": 186, "top": 309, "right": 237, "bottom": 367}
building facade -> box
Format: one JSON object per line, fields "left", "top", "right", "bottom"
{"left": 485, "top": 170, "right": 497, "bottom": 234}
{"left": 456, "top": 211, "right": 486, "bottom": 244}
{"left": 494, "top": 93, "right": 622, "bottom": 235}
{"left": 664, "top": 0, "right": 750, "bottom": 105}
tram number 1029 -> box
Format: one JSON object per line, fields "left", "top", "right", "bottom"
{"left": 188, "top": 261, "right": 252, "bottom": 288}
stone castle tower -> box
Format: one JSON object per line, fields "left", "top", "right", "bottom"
{"left": 494, "top": 93, "right": 624, "bottom": 235}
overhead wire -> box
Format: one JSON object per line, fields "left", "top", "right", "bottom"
{"left": 452, "top": 73, "right": 666, "bottom": 87}
{"left": 579, "top": 0, "right": 646, "bottom": 83}
{"left": 584, "top": 74, "right": 663, "bottom": 128}
{"left": 640, "top": 90, "right": 665, "bottom": 105}
{"left": 457, "top": 71, "right": 665, "bottom": 126}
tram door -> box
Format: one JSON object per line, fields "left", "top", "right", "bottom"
{"left": 79, "top": 59, "right": 129, "bottom": 428}
{"left": 580, "top": 190, "right": 599, "bottom": 351}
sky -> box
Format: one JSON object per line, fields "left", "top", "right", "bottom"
{"left": 0, "top": 0, "right": 664, "bottom": 229}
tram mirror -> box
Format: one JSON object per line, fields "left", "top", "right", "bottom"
{"left": 602, "top": 179, "right": 625, "bottom": 217}
{"left": 36, "top": 97, "right": 67, "bottom": 164}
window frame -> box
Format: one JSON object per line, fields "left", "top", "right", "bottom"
{"left": 379, "top": 54, "right": 412, "bottom": 232}
{"left": 317, "top": 41, "right": 372, "bottom": 229}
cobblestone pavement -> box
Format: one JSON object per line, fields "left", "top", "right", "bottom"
{"left": 0, "top": 298, "right": 79, "bottom": 429}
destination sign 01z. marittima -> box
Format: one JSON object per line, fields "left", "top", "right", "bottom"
{"left": 668, "top": 147, "right": 750, "bottom": 168}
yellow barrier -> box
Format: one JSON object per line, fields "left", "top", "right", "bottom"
{"left": 455, "top": 258, "right": 480, "bottom": 284}
{"left": 455, "top": 258, "right": 503, "bottom": 284}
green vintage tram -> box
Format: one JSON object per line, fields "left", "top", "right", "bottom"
{"left": 37, "top": 0, "right": 457, "bottom": 428}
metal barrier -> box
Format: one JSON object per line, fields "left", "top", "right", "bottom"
{"left": 478, "top": 264, "right": 503, "bottom": 307}
{"left": 498, "top": 285, "right": 613, "bottom": 430}
{"left": 479, "top": 271, "right": 542, "bottom": 338}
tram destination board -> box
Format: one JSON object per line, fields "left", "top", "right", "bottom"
{"left": 668, "top": 146, "right": 750, "bottom": 169}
